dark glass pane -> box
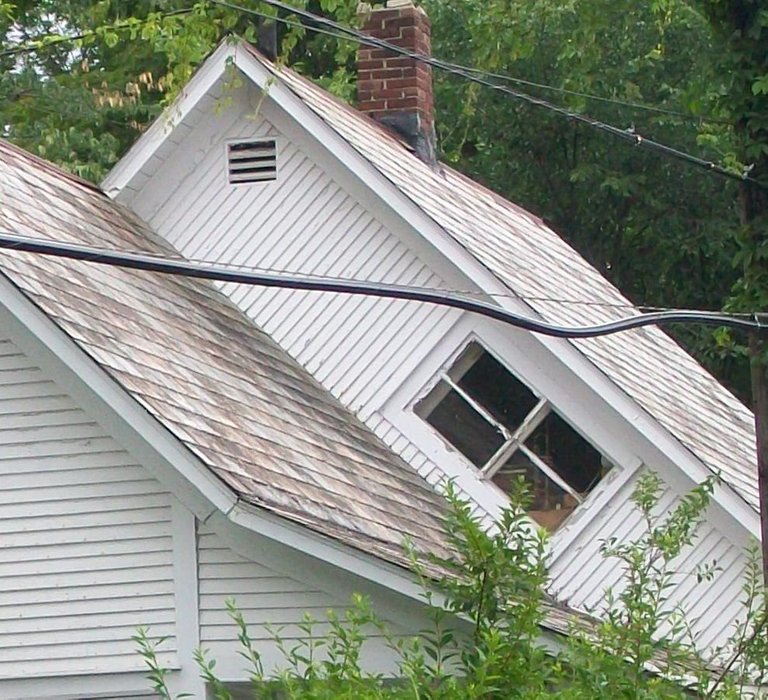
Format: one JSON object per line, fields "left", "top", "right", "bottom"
{"left": 493, "top": 451, "right": 568, "bottom": 510}
{"left": 419, "top": 384, "right": 504, "bottom": 467}
{"left": 525, "top": 411, "right": 604, "bottom": 494}
{"left": 457, "top": 348, "right": 538, "bottom": 432}
{"left": 493, "top": 451, "right": 578, "bottom": 531}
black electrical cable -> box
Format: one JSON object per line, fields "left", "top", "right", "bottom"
{"left": 211, "top": 0, "right": 762, "bottom": 188}
{"left": 2, "top": 0, "right": 745, "bottom": 180}
{"left": 0, "top": 232, "right": 763, "bottom": 337}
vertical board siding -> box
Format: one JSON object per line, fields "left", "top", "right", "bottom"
{"left": 0, "top": 337, "right": 175, "bottom": 678}
{"left": 549, "top": 471, "right": 750, "bottom": 655}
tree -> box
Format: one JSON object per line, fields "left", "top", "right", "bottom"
{"left": 423, "top": 0, "right": 749, "bottom": 398}
{"left": 689, "top": 0, "right": 768, "bottom": 583}
{"left": 4, "top": 0, "right": 750, "bottom": 398}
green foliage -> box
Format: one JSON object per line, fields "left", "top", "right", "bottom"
{"left": 137, "top": 473, "right": 768, "bottom": 698}
{"left": 2, "top": 0, "right": 760, "bottom": 397}
{"left": 562, "top": 471, "right": 719, "bottom": 698}
{"left": 133, "top": 626, "right": 192, "bottom": 699}
{"left": 422, "top": 0, "right": 748, "bottom": 397}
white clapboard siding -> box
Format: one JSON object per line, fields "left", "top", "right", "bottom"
{"left": 0, "top": 337, "right": 175, "bottom": 678}
{"left": 138, "top": 99, "right": 460, "bottom": 424}
{"left": 128, "top": 86, "right": 755, "bottom": 663}
{"left": 198, "top": 525, "right": 342, "bottom": 647}
{"left": 549, "top": 471, "right": 750, "bottom": 654}
{"left": 198, "top": 525, "right": 422, "bottom": 679}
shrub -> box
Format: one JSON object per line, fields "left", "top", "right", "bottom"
{"left": 137, "top": 473, "right": 768, "bottom": 698}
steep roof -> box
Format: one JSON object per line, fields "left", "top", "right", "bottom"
{"left": 0, "top": 137, "right": 453, "bottom": 567}
{"left": 246, "top": 45, "right": 758, "bottom": 513}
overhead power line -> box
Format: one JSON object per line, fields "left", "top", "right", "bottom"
{"left": 210, "top": 0, "right": 760, "bottom": 188}
{"left": 0, "top": 232, "right": 763, "bottom": 338}
{"left": 0, "top": 0, "right": 754, "bottom": 184}
{"left": 112, "top": 250, "right": 748, "bottom": 316}
{"left": 1, "top": 4, "right": 731, "bottom": 125}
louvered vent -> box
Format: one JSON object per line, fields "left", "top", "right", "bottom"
{"left": 227, "top": 140, "right": 277, "bottom": 184}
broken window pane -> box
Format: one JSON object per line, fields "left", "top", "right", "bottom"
{"left": 416, "top": 382, "right": 504, "bottom": 467}
{"left": 525, "top": 411, "right": 604, "bottom": 494}
{"left": 416, "top": 341, "right": 608, "bottom": 532}
{"left": 492, "top": 449, "right": 578, "bottom": 530}
{"left": 457, "top": 345, "right": 539, "bottom": 432}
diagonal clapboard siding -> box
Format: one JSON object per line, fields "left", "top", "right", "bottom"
{"left": 0, "top": 336, "right": 176, "bottom": 678}
{"left": 549, "top": 471, "right": 751, "bottom": 655}
{"left": 137, "top": 93, "right": 460, "bottom": 424}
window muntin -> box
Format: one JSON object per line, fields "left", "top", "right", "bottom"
{"left": 415, "top": 341, "right": 608, "bottom": 530}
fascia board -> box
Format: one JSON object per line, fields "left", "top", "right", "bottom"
{"left": 101, "top": 40, "right": 237, "bottom": 201}
{"left": 231, "top": 49, "right": 759, "bottom": 534}
{"left": 220, "top": 503, "right": 567, "bottom": 651}
{"left": 0, "top": 671, "right": 159, "bottom": 698}
{"left": 231, "top": 48, "right": 514, "bottom": 300}
{"left": 0, "top": 273, "right": 236, "bottom": 521}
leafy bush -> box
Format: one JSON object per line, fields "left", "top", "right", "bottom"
{"left": 136, "top": 473, "right": 768, "bottom": 699}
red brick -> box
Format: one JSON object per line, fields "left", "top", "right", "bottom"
{"left": 381, "top": 56, "right": 416, "bottom": 68}
{"left": 357, "top": 79, "right": 383, "bottom": 92}
{"left": 358, "top": 2, "right": 435, "bottom": 138}
{"left": 358, "top": 99, "right": 386, "bottom": 110}
{"left": 368, "top": 68, "right": 403, "bottom": 79}
{"left": 357, "top": 59, "right": 382, "bottom": 71}
{"left": 385, "top": 77, "right": 418, "bottom": 89}
{"left": 385, "top": 97, "right": 418, "bottom": 109}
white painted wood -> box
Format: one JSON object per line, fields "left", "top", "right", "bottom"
{"left": 196, "top": 517, "right": 473, "bottom": 683}
{"left": 169, "top": 499, "right": 206, "bottom": 699}
{"left": 136, "top": 90, "right": 461, "bottom": 437}
{"left": 0, "top": 271, "right": 236, "bottom": 521}
{"left": 116, "top": 49, "right": 759, "bottom": 664}
{"left": 549, "top": 469, "right": 752, "bottom": 655}
{"left": 0, "top": 335, "right": 177, "bottom": 680}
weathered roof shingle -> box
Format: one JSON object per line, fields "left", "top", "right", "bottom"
{"left": 258, "top": 50, "right": 757, "bottom": 511}
{"left": 0, "top": 138, "right": 453, "bottom": 567}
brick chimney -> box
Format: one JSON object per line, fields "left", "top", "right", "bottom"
{"left": 357, "top": 0, "right": 436, "bottom": 164}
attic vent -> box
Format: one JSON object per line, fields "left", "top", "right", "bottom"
{"left": 227, "top": 140, "right": 277, "bottom": 184}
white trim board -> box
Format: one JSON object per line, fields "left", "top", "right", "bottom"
{"left": 0, "top": 272, "right": 477, "bottom": 636}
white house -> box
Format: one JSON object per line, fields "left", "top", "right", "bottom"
{"left": 104, "top": 0, "right": 758, "bottom": 652}
{"left": 0, "top": 0, "right": 759, "bottom": 696}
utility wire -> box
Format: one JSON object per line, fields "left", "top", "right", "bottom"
{"left": 0, "top": 232, "right": 763, "bottom": 337}
{"left": 0, "top": 3, "right": 729, "bottom": 125}
{"left": 211, "top": 0, "right": 761, "bottom": 188}
{"left": 111, "top": 249, "right": 747, "bottom": 316}
{"left": 441, "top": 64, "right": 732, "bottom": 126}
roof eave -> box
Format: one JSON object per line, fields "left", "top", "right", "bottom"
{"left": 104, "top": 39, "right": 760, "bottom": 536}
{"left": 102, "top": 39, "right": 238, "bottom": 202}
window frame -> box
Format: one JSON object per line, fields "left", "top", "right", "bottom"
{"left": 415, "top": 339, "right": 600, "bottom": 507}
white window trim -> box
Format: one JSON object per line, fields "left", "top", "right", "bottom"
{"left": 415, "top": 338, "right": 600, "bottom": 510}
